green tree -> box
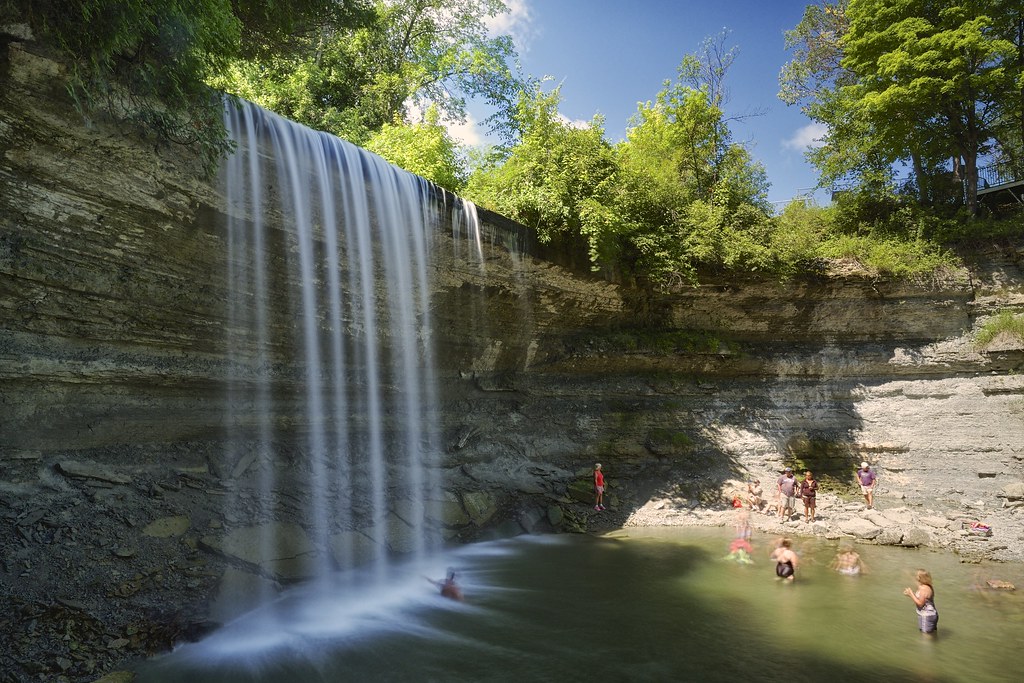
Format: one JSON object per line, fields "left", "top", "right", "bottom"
{"left": 212, "top": 0, "right": 522, "bottom": 145}
{"left": 782, "top": 0, "right": 1021, "bottom": 215}
{"left": 365, "top": 106, "right": 467, "bottom": 191}
{"left": 612, "top": 46, "right": 772, "bottom": 283}
{"left": 464, "top": 82, "right": 619, "bottom": 260}
{"left": 844, "top": 0, "right": 1017, "bottom": 214}
{"left": 987, "top": 0, "right": 1024, "bottom": 178}
{"left": 467, "top": 38, "right": 774, "bottom": 287}
{"left": 2, "top": 0, "right": 354, "bottom": 168}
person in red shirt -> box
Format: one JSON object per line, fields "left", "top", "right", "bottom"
{"left": 594, "top": 463, "right": 606, "bottom": 511}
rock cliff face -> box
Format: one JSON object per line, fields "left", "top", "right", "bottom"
{"left": 2, "top": 31, "right": 1024, "bottom": 682}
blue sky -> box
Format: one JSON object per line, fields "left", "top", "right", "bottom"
{"left": 458, "top": 0, "right": 830, "bottom": 208}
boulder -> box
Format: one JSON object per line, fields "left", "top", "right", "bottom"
{"left": 55, "top": 461, "right": 131, "bottom": 484}
{"left": 424, "top": 496, "right": 471, "bottom": 527}
{"left": 462, "top": 491, "right": 498, "bottom": 526}
{"left": 919, "top": 516, "right": 949, "bottom": 529}
{"left": 567, "top": 479, "right": 595, "bottom": 503}
{"left": 838, "top": 518, "right": 882, "bottom": 539}
{"left": 518, "top": 507, "right": 546, "bottom": 533}
{"left": 546, "top": 504, "right": 564, "bottom": 527}
{"left": 875, "top": 528, "right": 904, "bottom": 545}
{"left": 999, "top": 481, "right": 1024, "bottom": 500}
{"left": 861, "top": 510, "right": 889, "bottom": 527}
{"left": 900, "top": 527, "right": 932, "bottom": 547}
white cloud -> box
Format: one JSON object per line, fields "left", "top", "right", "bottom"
{"left": 445, "top": 113, "right": 483, "bottom": 146}
{"left": 783, "top": 122, "right": 828, "bottom": 151}
{"left": 405, "top": 99, "right": 482, "bottom": 146}
{"left": 487, "top": 0, "right": 536, "bottom": 52}
{"left": 556, "top": 112, "right": 591, "bottom": 130}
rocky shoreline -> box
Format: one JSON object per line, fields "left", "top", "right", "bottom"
{"left": 3, "top": 456, "right": 1024, "bottom": 683}
{"left": 597, "top": 468, "right": 1024, "bottom": 565}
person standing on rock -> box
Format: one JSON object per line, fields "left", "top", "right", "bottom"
{"left": 857, "top": 462, "right": 876, "bottom": 509}
{"left": 800, "top": 470, "right": 818, "bottom": 522}
{"left": 594, "top": 463, "right": 606, "bottom": 511}
{"left": 904, "top": 569, "right": 938, "bottom": 634}
{"left": 777, "top": 467, "right": 798, "bottom": 522}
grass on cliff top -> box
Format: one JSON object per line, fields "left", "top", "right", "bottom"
{"left": 771, "top": 200, "right": 1022, "bottom": 282}
{"left": 975, "top": 310, "right": 1024, "bottom": 348}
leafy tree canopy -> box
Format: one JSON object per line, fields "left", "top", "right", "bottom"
{"left": 365, "top": 106, "right": 467, "bottom": 192}
{"left": 465, "top": 37, "right": 775, "bottom": 287}
{"left": 1, "top": 0, "right": 362, "bottom": 168}
{"left": 780, "top": 0, "right": 1024, "bottom": 215}
{"left": 210, "top": 0, "right": 523, "bottom": 146}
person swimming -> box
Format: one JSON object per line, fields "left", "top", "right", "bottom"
{"left": 771, "top": 538, "right": 798, "bottom": 581}
{"left": 725, "top": 537, "right": 755, "bottom": 564}
{"left": 831, "top": 544, "right": 866, "bottom": 576}
{"left": 428, "top": 568, "right": 464, "bottom": 601}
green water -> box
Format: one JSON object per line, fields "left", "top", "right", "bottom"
{"left": 137, "top": 528, "right": 1024, "bottom": 683}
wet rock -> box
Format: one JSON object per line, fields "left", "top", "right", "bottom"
{"left": 56, "top": 461, "right": 131, "bottom": 485}
{"left": 359, "top": 512, "right": 417, "bottom": 554}
{"left": 517, "top": 507, "right": 545, "bottom": 533}
{"left": 462, "top": 491, "right": 498, "bottom": 526}
{"left": 142, "top": 515, "right": 190, "bottom": 538}
{"left": 208, "top": 567, "right": 280, "bottom": 624}
{"left": 202, "top": 522, "right": 319, "bottom": 581}
{"left": 383, "top": 514, "right": 417, "bottom": 553}
{"left": 91, "top": 671, "right": 135, "bottom": 683}
{"left": 328, "top": 530, "right": 380, "bottom": 569}
{"left": 546, "top": 504, "right": 564, "bottom": 527}
{"left": 424, "top": 498, "right": 470, "bottom": 527}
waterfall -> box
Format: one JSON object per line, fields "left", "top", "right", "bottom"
{"left": 220, "top": 99, "right": 444, "bottom": 602}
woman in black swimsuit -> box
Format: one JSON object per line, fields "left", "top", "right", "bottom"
{"left": 771, "top": 538, "right": 798, "bottom": 581}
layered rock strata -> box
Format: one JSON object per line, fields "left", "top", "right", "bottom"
{"left": 2, "top": 29, "right": 1024, "bottom": 683}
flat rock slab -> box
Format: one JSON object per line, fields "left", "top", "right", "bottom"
{"left": 202, "top": 522, "right": 319, "bottom": 581}
{"left": 1001, "top": 482, "right": 1024, "bottom": 500}
{"left": 839, "top": 518, "right": 882, "bottom": 539}
{"left": 143, "top": 515, "right": 190, "bottom": 538}
{"left": 919, "top": 516, "right": 950, "bottom": 528}
{"left": 880, "top": 508, "right": 917, "bottom": 525}
{"left": 56, "top": 461, "right": 131, "bottom": 484}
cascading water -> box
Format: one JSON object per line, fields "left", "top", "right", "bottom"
{"left": 220, "top": 98, "right": 444, "bottom": 604}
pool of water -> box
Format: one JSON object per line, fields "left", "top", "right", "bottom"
{"left": 135, "top": 528, "right": 1024, "bottom": 683}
